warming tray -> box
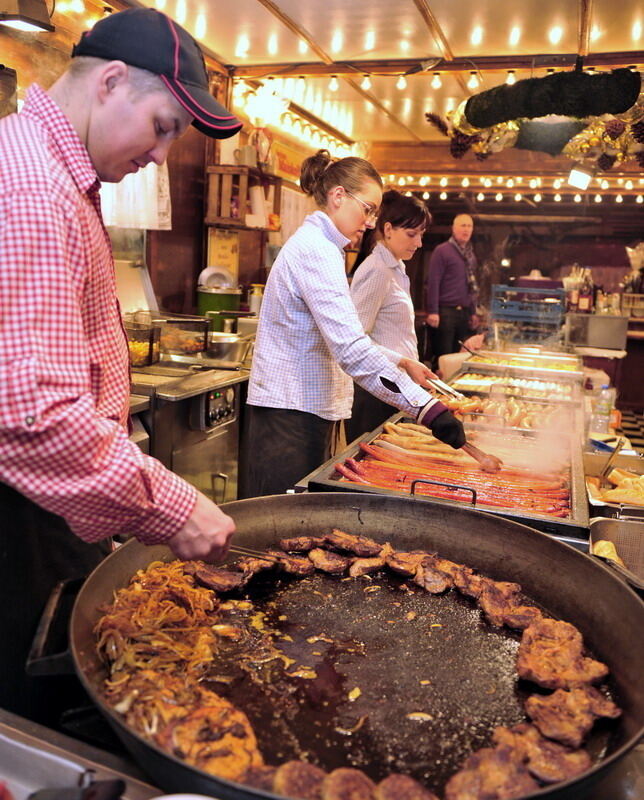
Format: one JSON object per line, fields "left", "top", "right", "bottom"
{"left": 300, "top": 414, "right": 589, "bottom": 537}
{"left": 449, "top": 364, "right": 582, "bottom": 404}
{"left": 583, "top": 451, "right": 644, "bottom": 519}
{"left": 464, "top": 354, "right": 584, "bottom": 383}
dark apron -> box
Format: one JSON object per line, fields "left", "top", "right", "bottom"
{"left": 240, "top": 406, "right": 336, "bottom": 498}
{"left": 345, "top": 382, "right": 395, "bottom": 445}
{"left": 0, "top": 482, "right": 110, "bottom": 728}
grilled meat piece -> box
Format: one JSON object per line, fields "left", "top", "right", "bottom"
{"left": 266, "top": 548, "right": 316, "bottom": 577}
{"left": 308, "top": 547, "right": 352, "bottom": 574}
{"left": 243, "top": 764, "right": 278, "bottom": 791}
{"left": 517, "top": 618, "right": 609, "bottom": 689}
{"left": 385, "top": 550, "right": 427, "bottom": 577}
{"left": 493, "top": 723, "right": 591, "bottom": 784}
{"left": 375, "top": 773, "right": 439, "bottom": 800}
{"left": 322, "top": 767, "right": 376, "bottom": 800}
{"left": 185, "top": 563, "right": 247, "bottom": 593}
{"left": 273, "top": 760, "right": 327, "bottom": 799}
{"left": 452, "top": 566, "right": 486, "bottom": 598}
{"left": 444, "top": 745, "right": 538, "bottom": 800}
{"left": 426, "top": 555, "right": 465, "bottom": 581}
{"left": 413, "top": 559, "right": 452, "bottom": 593}
{"left": 499, "top": 605, "right": 543, "bottom": 631}
{"left": 279, "top": 536, "right": 326, "bottom": 552}
{"left": 349, "top": 555, "right": 386, "bottom": 578}
{"left": 235, "top": 556, "right": 275, "bottom": 578}
{"left": 477, "top": 580, "right": 524, "bottom": 627}
{"left": 525, "top": 685, "right": 621, "bottom": 748}
{"left": 324, "top": 529, "right": 383, "bottom": 557}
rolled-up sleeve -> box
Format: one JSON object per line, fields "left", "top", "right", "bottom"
{"left": 0, "top": 192, "right": 197, "bottom": 544}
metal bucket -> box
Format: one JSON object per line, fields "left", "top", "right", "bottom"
{"left": 197, "top": 287, "right": 242, "bottom": 330}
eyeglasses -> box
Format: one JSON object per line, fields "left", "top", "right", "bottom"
{"left": 344, "top": 190, "right": 379, "bottom": 221}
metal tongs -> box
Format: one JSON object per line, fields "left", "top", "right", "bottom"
{"left": 599, "top": 436, "right": 625, "bottom": 487}
{"left": 427, "top": 376, "right": 465, "bottom": 400}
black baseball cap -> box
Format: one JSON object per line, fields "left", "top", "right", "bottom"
{"left": 71, "top": 8, "right": 242, "bottom": 139}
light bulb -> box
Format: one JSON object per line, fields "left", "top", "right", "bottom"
{"left": 594, "top": 194, "right": 602, "bottom": 203}
{"left": 396, "top": 75, "right": 407, "bottom": 90}
{"left": 636, "top": 195, "right": 643, "bottom": 203}
{"left": 439, "top": 177, "right": 448, "bottom": 187}
{"left": 328, "top": 76, "right": 339, "bottom": 91}
{"left": 495, "top": 192, "right": 503, "bottom": 201}
{"left": 476, "top": 192, "right": 485, "bottom": 201}
{"left": 439, "top": 192, "right": 448, "bottom": 200}
{"left": 467, "top": 71, "right": 479, "bottom": 90}
{"left": 534, "top": 193, "right": 542, "bottom": 202}
{"left": 514, "top": 193, "right": 522, "bottom": 202}
{"left": 431, "top": 73, "right": 442, "bottom": 89}
{"left": 574, "top": 194, "right": 582, "bottom": 202}
{"left": 461, "top": 178, "right": 470, "bottom": 187}
{"left": 506, "top": 70, "right": 516, "bottom": 85}
{"left": 625, "top": 180, "right": 633, "bottom": 190}
{"left": 554, "top": 193, "right": 562, "bottom": 202}
{"left": 361, "top": 75, "right": 372, "bottom": 90}
{"left": 616, "top": 194, "right": 623, "bottom": 203}
{"left": 422, "top": 191, "right": 430, "bottom": 200}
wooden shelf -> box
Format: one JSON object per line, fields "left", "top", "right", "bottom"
{"left": 206, "top": 165, "right": 282, "bottom": 228}
{"left": 204, "top": 221, "right": 278, "bottom": 232}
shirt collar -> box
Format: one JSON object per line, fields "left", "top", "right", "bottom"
{"left": 373, "top": 241, "right": 405, "bottom": 271}
{"left": 306, "top": 210, "right": 351, "bottom": 252}
{"left": 21, "top": 84, "right": 100, "bottom": 196}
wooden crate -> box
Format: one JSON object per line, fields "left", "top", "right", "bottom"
{"left": 206, "top": 166, "right": 282, "bottom": 228}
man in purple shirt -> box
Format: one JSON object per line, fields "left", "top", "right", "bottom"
{"left": 426, "top": 213, "right": 479, "bottom": 364}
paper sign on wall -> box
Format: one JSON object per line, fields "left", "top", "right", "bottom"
{"left": 207, "top": 229, "right": 239, "bottom": 280}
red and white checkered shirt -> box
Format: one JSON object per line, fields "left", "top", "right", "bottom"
{"left": 0, "top": 84, "right": 197, "bottom": 543}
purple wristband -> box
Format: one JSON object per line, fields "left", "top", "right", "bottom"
{"left": 418, "top": 400, "right": 448, "bottom": 427}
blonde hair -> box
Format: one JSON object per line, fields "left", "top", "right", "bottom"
{"left": 300, "top": 149, "right": 382, "bottom": 208}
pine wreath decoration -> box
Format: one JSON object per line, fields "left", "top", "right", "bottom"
{"left": 426, "top": 67, "right": 644, "bottom": 171}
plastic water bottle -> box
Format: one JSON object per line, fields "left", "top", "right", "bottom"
{"left": 591, "top": 385, "right": 614, "bottom": 434}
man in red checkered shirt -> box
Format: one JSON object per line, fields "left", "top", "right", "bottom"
{"left": 0, "top": 8, "right": 241, "bottom": 725}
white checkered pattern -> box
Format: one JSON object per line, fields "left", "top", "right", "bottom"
{"left": 248, "top": 211, "right": 435, "bottom": 421}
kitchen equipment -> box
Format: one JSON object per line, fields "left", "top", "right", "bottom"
{"left": 584, "top": 450, "right": 644, "bottom": 519}
{"left": 301, "top": 413, "right": 589, "bottom": 538}
{"left": 154, "top": 315, "right": 209, "bottom": 356}
{"left": 122, "top": 321, "right": 160, "bottom": 368}
{"left": 589, "top": 516, "right": 644, "bottom": 590}
{"left": 427, "top": 375, "right": 465, "bottom": 400}
{"left": 67, "top": 492, "right": 643, "bottom": 799}
{"left": 206, "top": 332, "right": 253, "bottom": 364}
{"left": 130, "top": 365, "right": 245, "bottom": 504}
{"left": 565, "top": 314, "right": 629, "bottom": 351}
{"left": 197, "top": 287, "right": 242, "bottom": 331}
{"left": 598, "top": 437, "right": 626, "bottom": 487}
{"left": 197, "top": 265, "right": 236, "bottom": 289}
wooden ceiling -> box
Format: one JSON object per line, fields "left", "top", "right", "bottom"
{"left": 126, "top": 0, "right": 644, "bottom": 146}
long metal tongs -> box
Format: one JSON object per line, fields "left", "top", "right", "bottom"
{"left": 427, "top": 376, "right": 465, "bottom": 400}
{"left": 599, "top": 436, "right": 626, "bottom": 487}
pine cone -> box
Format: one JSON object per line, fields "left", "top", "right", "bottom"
{"left": 425, "top": 112, "right": 450, "bottom": 138}
{"left": 450, "top": 131, "right": 479, "bottom": 159}
{"left": 604, "top": 119, "right": 626, "bottom": 140}
{"left": 596, "top": 153, "right": 617, "bottom": 171}
{"left": 631, "top": 120, "right": 644, "bottom": 144}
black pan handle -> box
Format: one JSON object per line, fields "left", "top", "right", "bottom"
{"left": 410, "top": 478, "right": 477, "bottom": 505}
{"left": 26, "top": 577, "right": 85, "bottom": 677}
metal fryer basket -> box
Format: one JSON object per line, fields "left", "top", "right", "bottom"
{"left": 589, "top": 516, "right": 644, "bottom": 590}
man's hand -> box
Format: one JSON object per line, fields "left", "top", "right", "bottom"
{"left": 166, "top": 491, "right": 236, "bottom": 562}
{"left": 426, "top": 313, "right": 440, "bottom": 328}
{"left": 399, "top": 357, "right": 437, "bottom": 389}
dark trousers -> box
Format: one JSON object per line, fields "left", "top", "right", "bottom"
{"left": 434, "top": 306, "right": 471, "bottom": 363}
{"left": 0, "top": 482, "right": 109, "bottom": 727}
{"left": 241, "top": 406, "right": 336, "bottom": 498}
{"left": 345, "top": 382, "right": 395, "bottom": 444}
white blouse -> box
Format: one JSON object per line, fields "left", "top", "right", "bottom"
{"left": 350, "top": 241, "right": 419, "bottom": 362}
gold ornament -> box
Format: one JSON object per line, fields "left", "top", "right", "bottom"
{"left": 452, "top": 100, "right": 484, "bottom": 135}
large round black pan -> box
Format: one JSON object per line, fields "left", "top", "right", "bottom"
{"left": 69, "top": 492, "right": 644, "bottom": 800}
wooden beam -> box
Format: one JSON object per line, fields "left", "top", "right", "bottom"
{"left": 231, "top": 51, "right": 644, "bottom": 78}
{"left": 578, "top": 0, "right": 594, "bottom": 58}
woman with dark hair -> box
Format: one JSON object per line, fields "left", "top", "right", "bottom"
{"left": 244, "top": 150, "right": 465, "bottom": 498}
{"left": 346, "top": 190, "right": 432, "bottom": 442}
